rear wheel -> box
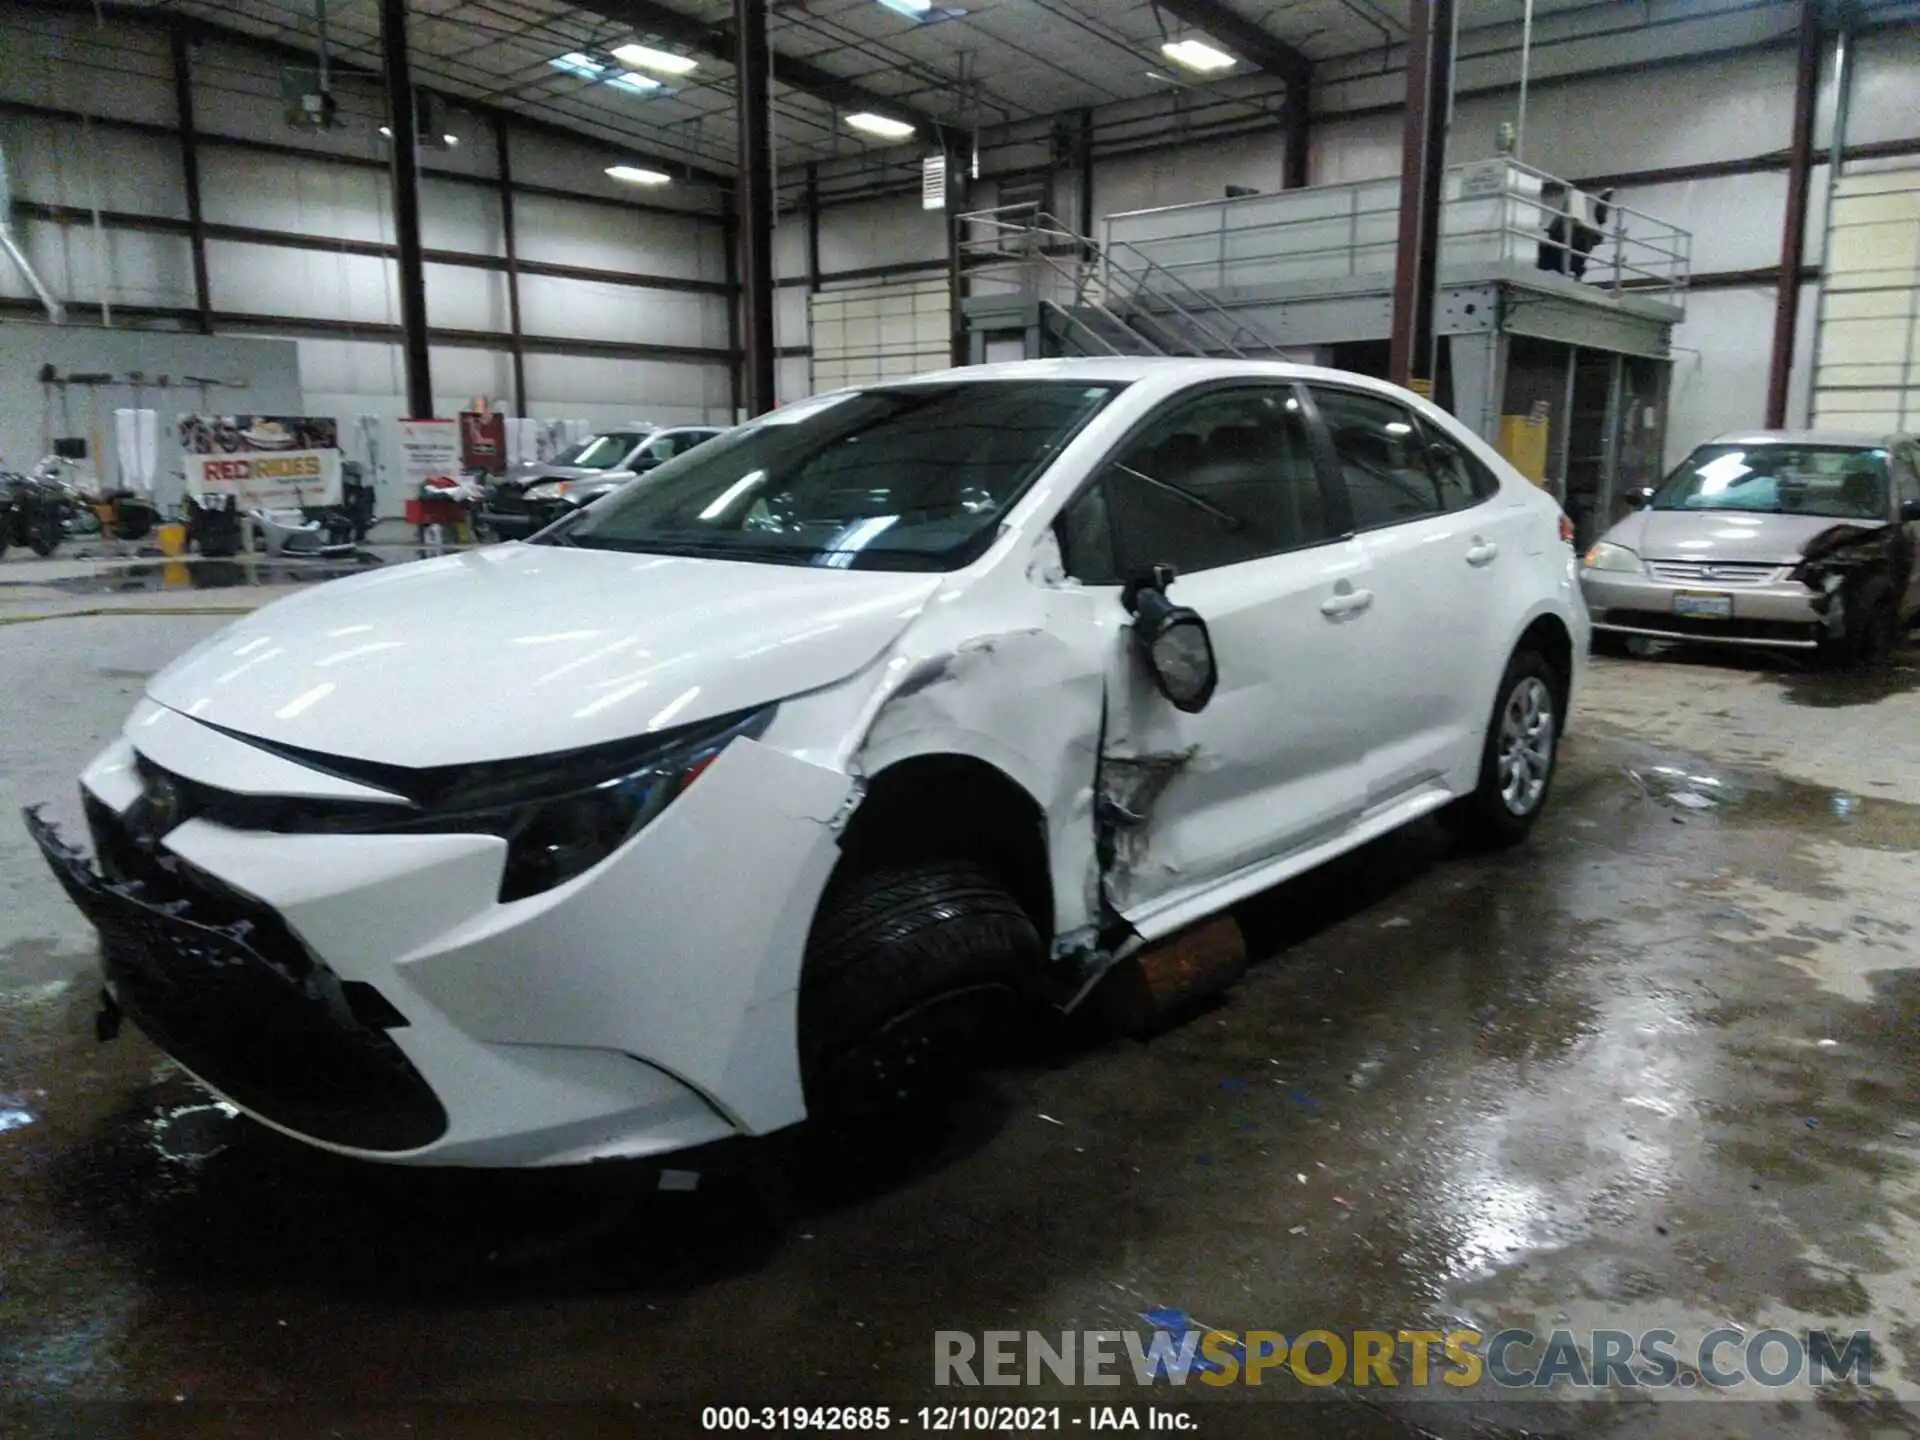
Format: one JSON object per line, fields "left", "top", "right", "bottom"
{"left": 1442, "top": 648, "right": 1563, "bottom": 849}
{"left": 799, "top": 860, "right": 1039, "bottom": 1125}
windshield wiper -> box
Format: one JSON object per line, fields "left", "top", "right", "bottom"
{"left": 563, "top": 536, "right": 818, "bottom": 564}
{"left": 1111, "top": 463, "right": 1244, "bottom": 530}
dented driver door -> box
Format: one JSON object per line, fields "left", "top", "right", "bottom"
{"left": 1055, "top": 382, "right": 1372, "bottom": 939}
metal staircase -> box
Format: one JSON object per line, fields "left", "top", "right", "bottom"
{"left": 957, "top": 204, "right": 1293, "bottom": 361}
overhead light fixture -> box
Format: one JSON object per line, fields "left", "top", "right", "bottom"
{"left": 876, "top": 0, "right": 932, "bottom": 17}
{"left": 611, "top": 42, "right": 698, "bottom": 76}
{"left": 1161, "top": 36, "right": 1237, "bottom": 72}
{"left": 846, "top": 111, "right": 916, "bottom": 140}
{"left": 606, "top": 164, "right": 672, "bottom": 186}
{"left": 377, "top": 125, "right": 459, "bottom": 147}
{"left": 550, "top": 51, "right": 664, "bottom": 96}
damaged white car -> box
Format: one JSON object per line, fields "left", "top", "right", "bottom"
{"left": 30, "top": 358, "right": 1586, "bottom": 1169}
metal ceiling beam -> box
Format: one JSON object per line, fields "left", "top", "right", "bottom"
{"left": 1154, "top": 0, "right": 1312, "bottom": 188}
{"left": 584, "top": 0, "right": 949, "bottom": 138}
{"left": 1152, "top": 0, "right": 1313, "bottom": 87}
{"left": 29, "top": 0, "right": 732, "bottom": 188}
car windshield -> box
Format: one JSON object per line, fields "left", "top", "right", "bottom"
{"left": 555, "top": 433, "right": 644, "bottom": 470}
{"left": 1651, "top": 443, "right": 1889, "bottom": 520}
{"left": 539, "top": 381, "right": 1120, "bottom": 570}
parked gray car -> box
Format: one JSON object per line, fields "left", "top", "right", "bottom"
{"left": 480, "top": 425, "right": 725, "bottom": 539}
{"left": 1580, "top": 430, "right": 1920, "bottom": 662}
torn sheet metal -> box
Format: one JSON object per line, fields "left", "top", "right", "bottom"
{"left": 782, "top": 559, "right": 1118, "bottom": 962}
{"left": 1096, "top": 746, "right": 1200, "bottom": 910}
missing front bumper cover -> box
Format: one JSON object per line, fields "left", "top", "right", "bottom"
{"left": 25, "top": 804, "right": 448, "bottom": 1153}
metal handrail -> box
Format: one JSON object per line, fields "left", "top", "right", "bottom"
{"left": 1038, "top": 299, "right": 1143, "bottom": 358}
{"left": 959, "top": 203, "right": 1289, "bottom": 359}
{"left": 959, "top": 208, "right": 1169, "bottom": 354}
{"left": 1101, "top": 235, "right": 1273, "bottom": 357}
{"left": 1098, "top": 160, "right": 1692, "bottom": 310}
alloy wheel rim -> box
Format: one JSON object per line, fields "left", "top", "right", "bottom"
{"left": 1498, "top": 676, "right": 1555, "bottom": 816}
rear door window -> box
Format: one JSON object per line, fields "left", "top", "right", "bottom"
{"left": 1309, "top": 386, "right": 1450, "bottom": 530}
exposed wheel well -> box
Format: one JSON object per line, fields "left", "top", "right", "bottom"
{"left": 830, "top": 755, "right": 1053, "bottom": 939}
{"left": 1516, "top": 613, "right": 1574, "bottom": 710}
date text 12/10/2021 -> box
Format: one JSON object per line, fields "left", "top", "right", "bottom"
{"left": 701, "top": 1407, "right": 1196, "bottom": 1431}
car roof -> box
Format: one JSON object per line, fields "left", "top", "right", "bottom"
{"left": 863, "top": 355, "right": 1431, "bottom": 394}
{"left": 1705, "top": 429, "right": 1905, "bottom": 448}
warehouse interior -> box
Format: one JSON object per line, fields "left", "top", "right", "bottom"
{"left": 3, "top": 0, "right": 1920, "bottom": 1434}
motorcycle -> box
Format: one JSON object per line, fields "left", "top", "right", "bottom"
{"left": 1, "top": 461, "right": 84, "bottom": 557}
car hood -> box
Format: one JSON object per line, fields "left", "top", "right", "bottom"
{"left": 1605, "top": 508, "right": 1883, "bottom": 565}
{"left": 145, "top": 546, "right": 944, "bottom": 768}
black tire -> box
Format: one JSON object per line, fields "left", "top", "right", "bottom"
{"left": 1819, "top": 576, "right": 1899, "bottom": 669}
{"left": 799, "top": 860, "right": 1040, "bottom": 1123}
{"left": 1442, "top": 647, "right": 1564, "bottom": 850}
{"left": 26, "top": 505, "right": 62, "bottom": 557}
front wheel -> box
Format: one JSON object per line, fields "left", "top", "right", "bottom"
{"left": 799, "top": 860, "right": 1039, "bottom": 1125}
{"left": 1442, "top": 649, "right": 1563, "bottom": 849}
{"left": 25, "top": 505, "right": 63, "bottom": 557}
{"left": 1819, "top": 576, "right": 1899, "bottom": 669}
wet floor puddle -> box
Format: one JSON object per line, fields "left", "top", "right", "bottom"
{"left": 1612, "top": 743, "right": 1920, "bottom": 851}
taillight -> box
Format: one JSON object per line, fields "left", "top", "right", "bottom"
{"left": 1558, "top": 513, "right": 1576, "bottom": 545}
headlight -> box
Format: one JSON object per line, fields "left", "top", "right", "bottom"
{"left": 523, "top": 481, "right": 570, "bottom": 502}
{"left": 351, "top": 706, "right": 774, "bottom": 900}
{"left": 1582, "top": 541, "right": 1643, "bottom": 573}
{"left": 565, "top": 484, "right": 618, "bottom": 509}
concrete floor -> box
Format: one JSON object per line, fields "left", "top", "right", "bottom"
{"left": 1, "top": 551, "right": 1917, "bottom": 1439}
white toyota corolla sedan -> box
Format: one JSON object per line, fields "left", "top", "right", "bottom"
{"left": 30, "top": 358, "right": 1586, "bottom": 1169}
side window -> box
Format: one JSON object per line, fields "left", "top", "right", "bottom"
{"left": 1895, "top": 445, "right": 1920, "bottom": 507}
{"left": 1094, "top": 386, "right": 1334, "bottom": 578}
{"left": 648, "top": 435, "right": 682, "bottom": 460}
{"left": 1057, "top": 483, "right": 1118, "bottom": 584}
{"left": 1311, "top": 387, "right": 1449, "bottom": 529}
{"left": 1418, "top": 417, "right": 1501, "bottom": 509}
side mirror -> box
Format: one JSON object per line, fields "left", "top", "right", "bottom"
{"left": 1901, "top": 497, "right": 1920, "bottom": 523}
{"left": 1121, "top": 564, "right": 1218, "bottom": 714}
{"left": 1625, "top": 486, "right": 1656, "bottom": 509}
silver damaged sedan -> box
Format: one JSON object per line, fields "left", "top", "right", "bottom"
{"left": 1581, "top": 430, "right": 1920, "bottom": 662}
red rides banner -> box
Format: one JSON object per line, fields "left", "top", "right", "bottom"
{"left": 179, "top": 414, "right": 343, "bottom": 510}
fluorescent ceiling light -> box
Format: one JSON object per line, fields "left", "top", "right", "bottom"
{"left": 611, "top": 42, "right": 698, "bottom": 75}
{"left": 550, "top": 52, "right": 663, "bottom": 96}
{"left": 845, "top": 111, "right": 916, "bottom": 140}
{"left": 377, "top": 126, "right": 458, "bottom": 146}
{"left": 1161, "top": 37, "right": 1237, "bottom": 72}
{"left": 876, "top": 0, "right": 932, "bottom": 17}
{"left": 606, "top": 164, "right": 672, "bottom": 186}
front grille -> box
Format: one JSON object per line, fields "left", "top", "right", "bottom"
{"left": 41, "top": 800, "right": 448, "bottom": 1152}
{"left": 1601, "top": 609, "right": 1819, "bottom": 644}
{"left": 1645, "top": 560, "right": 1788, "bottom": 586}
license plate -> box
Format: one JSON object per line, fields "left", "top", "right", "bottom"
{"left": 1672, "top": 591, "right": 1733, "bottom": 620}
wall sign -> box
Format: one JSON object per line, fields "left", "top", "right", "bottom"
{"left": 398, "top": 418, "right": 461, "bottom": 492}
{"left": 179, "top": 414, "right": 342, "bottom": 509}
